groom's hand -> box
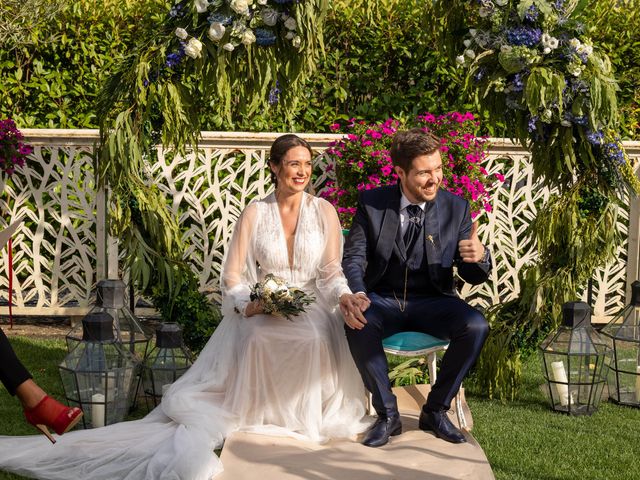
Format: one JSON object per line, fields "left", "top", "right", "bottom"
{"left": 339, "top": 293, "right": 369, "bottom": 330}
{"left": 458, "top": 221, "right": 485, "bottom": 263}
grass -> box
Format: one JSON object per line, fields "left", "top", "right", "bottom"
{"left": 1, "top": 337, "right": 640, "bottom": 479}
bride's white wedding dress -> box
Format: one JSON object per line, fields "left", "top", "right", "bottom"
{"left": 0, "top": 192, "right": 368, "bottom": 480}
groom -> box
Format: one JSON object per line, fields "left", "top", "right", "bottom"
{"left": 339, "top": 128, "right": 491, "bottom": 447}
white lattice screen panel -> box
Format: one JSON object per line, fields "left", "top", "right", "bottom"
{"left": 0, "top": 133, "right": 102, "bottom": 315}
{"left": 1, "top": 130, "right": 638, "bottom": 322}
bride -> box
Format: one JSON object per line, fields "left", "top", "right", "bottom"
{"left": 0, "top": 134, "right": 370, "bottom": 480}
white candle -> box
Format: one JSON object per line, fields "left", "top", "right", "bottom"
{"left": 91, "top": 393, "right": 105, "bottom": 428}
{"left": 635, "top": 366, "right": 640, "bottom": 403}
{"left": 551, "top": 361, "right": 570, "bottom": 406}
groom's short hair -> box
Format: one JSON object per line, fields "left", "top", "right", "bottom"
{"left": 390, "top": 128, "right": 441, "bottom": 172}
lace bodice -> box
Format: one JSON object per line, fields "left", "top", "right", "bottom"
{"left": 221, "top": 192, "right": 351, "bottom": 317}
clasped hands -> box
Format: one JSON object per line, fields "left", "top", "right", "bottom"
{"left": 339, "top": 293, "right": 370, "bottom": 330}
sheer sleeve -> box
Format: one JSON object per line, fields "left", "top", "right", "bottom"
{"left": 220, "top": 202, "right": 259, "bottom": 317}
{"left": 315, "top": 198, "right": 352, "bottom": 306}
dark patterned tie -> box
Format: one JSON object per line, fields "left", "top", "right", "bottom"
{"left": 403, "top": 204, "right": 423, "bottom": 252}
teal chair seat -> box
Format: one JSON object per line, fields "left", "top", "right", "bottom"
{"left": 383, "top": 332, "right": 449, "bottom": 355}
{"left": 381, "top": 331, "right": 467, "bottom": 429}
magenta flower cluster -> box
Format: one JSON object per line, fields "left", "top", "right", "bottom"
{"left": 321, "top": 113, "right": 502, "bottom": 227}
{"left": 0, "top": 119, "right": 32, "bottom": 176}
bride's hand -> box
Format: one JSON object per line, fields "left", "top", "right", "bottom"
{"left": 244, "top": 300, "right": 264, "bottom": 317}
{"left": 339, "top": 293, "right": 368, "bottom": 330}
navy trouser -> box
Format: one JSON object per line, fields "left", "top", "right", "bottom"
{"left": 0, "top": 328, "right": 32, "bottom": 396}
{"left": 345, "top": 292, "right": 489, "bottom": 417}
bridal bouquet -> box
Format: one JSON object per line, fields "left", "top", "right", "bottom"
{"left": 250, "top": 274, "right": 315, "bottom": 320}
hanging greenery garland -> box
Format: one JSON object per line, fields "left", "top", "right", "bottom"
{"left": 436, "top": 0, "right": 639, "bottom": 399}
{"left": 96, "top": 0, "right": 328, "bottom": 293}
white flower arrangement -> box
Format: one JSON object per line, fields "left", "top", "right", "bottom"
{"left": 166, "top": 0, "right": 305, "bottom": 63}
{"left": 249, "top": 273, "right": 315, "bottom": 320}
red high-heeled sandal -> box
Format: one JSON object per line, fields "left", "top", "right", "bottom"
{"left": 24, "top": 396, "right": 83, "bottom": 444}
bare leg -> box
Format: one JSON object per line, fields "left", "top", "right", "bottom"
{"left": 15, "top": 379, "right": 47, "bottom": 409}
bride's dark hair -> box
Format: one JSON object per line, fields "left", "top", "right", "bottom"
{"left": 268, "top": 134, "right": 313, "bottom": 187}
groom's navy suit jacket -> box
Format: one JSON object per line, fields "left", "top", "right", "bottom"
{"left": 342, "top": 184, "right": 491, "bottom": 297}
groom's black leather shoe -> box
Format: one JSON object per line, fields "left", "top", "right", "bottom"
{"left": 362, "top": 413, "right": 402, "bottom": 447}
{"left": 419, "top": 408, "right": 466, "bottom": 444}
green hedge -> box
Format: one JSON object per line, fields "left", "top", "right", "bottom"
{"left": 1, "top": 0, "right": 637, "bottom": 136}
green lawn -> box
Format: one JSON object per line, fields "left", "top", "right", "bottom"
{"left": 1, "top": 336, "right": 639, "bottom": 479}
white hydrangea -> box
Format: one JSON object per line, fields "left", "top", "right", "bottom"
{"left": 241, "top": 29, "right": 256, "bottom": 46}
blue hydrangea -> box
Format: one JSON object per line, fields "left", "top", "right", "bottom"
{"left": 506, "top": 26, "right": 542, "bottom": 47}
{"left": 255, "top": 28, "right": 277, "bottom": 47}
{"left": 208, "top": 13, "right": 233, "bottom": 25}
{"left": 524, "top": 5, "right": 539, "bottom": 22}
{"left": 510, "top": 73, "right": 524, "bottom": 92}
{"left": 473, "top": 67, "right": 486, "bottom": 82}
{"left": 603, "top": 141, "right": 625, "bottom": 164}
{"left": 165, "top": 47, "right": 186, "bottom": 68}
{"left": 553, "top": 0, "right": 565, "bottom": 11}
{"left": 586, "top": 130, "right": 604, "bottom": 146}
{"left": 269, "top": 81, "right": 281, "bottom": 106}
{"left": 169, "top": 3, "right": 185, "bottom": 18}
{"left": 528, "top": 115, "right": 538, "bottom": 133}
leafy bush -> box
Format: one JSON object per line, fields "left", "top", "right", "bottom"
{"left": 152, "top": 269, "right": 221, "bottom": 353}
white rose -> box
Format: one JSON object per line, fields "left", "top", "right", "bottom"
{"left": 464, "top": 49, "right": 476, "bottom": 59}
{"left": 264, "top": 279, "right": 278, "bottom": 291}
{"left": 463, "top": 39, "right": 472, "bottom": 48}
{"left": 455, "top": 55, "right": 466, "bottom": 65}
{"left": 208, "top": 23, "right": 225, "bottom": 41}
{"left": 184, "top": 38, "right": 203, "bottom": 58}
{"left": 285, "top": 31, "right": 295, "bottom": 40}
{"left": 194, "top": 0, "right": 209, "bottom": 13}
{"left": 175, "top": 28, "right": 188, "bottom": 40}
{"left": 241, "top": 29, "right": 256, "bottom": 45}
{"left": 257, "top": 0, "right": 267, "bottom": 4}
{"left": 292, "top": 35, "right": 301, "bottom": 48}
{"left": 262, "top": 8, "right": 279, "bottom": 26}
{"left": 469, "top": 29, "right": 477, "bottom": 37}
{"left": 495, "top": 0, "right": 507, "bottom": 5}
{"left": 223, "top": 42, "right": 235, "bottom": 52}
{"left": 284, "top": 17, "right": 297, "bottom": 30}
{"left": 230, "top": 0, "right": 250, "bottom": 14}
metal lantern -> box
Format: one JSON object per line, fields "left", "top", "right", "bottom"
{"left": 59, "top": 311, "right": 137, "bottom": 428}
{"left": 601, "top": 280, "right": 640, "bottom": 407}
{"left": 66, "top": 279, "right": 152, "bottom": 360}
{"left": 143, "top": 323, "right": 193, "bottom": 407}
{"left": 539, "top": 301, "right": 611, "bottom": 415}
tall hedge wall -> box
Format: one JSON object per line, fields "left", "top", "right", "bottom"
{"left": 1, "top": 0, "right": 638, "bottom": 137}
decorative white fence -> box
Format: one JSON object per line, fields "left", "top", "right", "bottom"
{"left": 1, "top": 129, "right": 639, "bottom": 322}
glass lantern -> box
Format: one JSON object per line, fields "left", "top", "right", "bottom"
{"left": 539, "top": 301, "right": 611, "bottom": 415}
{"left": 602, "top": 280, "right": 640, "bottom": 407}
{"left": 59, "top": 311, "right": 137, "bottom": 428}
{"left": 66, "top": 279, "right": 152, "bottom": 360}
{"left": 143, "top": 323, "right": 193, "bottom": 407}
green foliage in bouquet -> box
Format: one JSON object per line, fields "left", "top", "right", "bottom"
{"left": 96, "top": 0, "right": 328, "bottom": 295}
{"left": 250, "top": 273, "right": 315, "bottom": 321}
{"left": 437, "top": 0, "right": 640, "bottom": 400}
{"left": 320, "top": 112, "right": 502, "bottom": 228}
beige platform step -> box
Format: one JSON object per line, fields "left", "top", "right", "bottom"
{"left": 217, "top": 385, "right": 493, "bottom": 480}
